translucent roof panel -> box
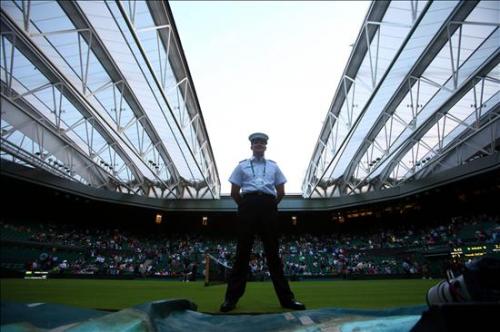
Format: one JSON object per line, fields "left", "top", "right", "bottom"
{"left": 1, "top": 0, "right": 220, "bottom": 198}
{"left": 303, "top": 0, "right": 499, "bottom": 198}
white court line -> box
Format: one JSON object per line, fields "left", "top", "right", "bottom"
{"left": 27, "top": 303, "right": 44, "bottom": 307}
{"left": 299, "top": 315, "right": 315, "bottom": 325}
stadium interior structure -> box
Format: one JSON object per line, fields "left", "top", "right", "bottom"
{"left": 1, "top": 0, "right": 499, "bottom": 328}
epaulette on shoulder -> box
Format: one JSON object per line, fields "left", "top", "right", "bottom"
{"left": 267, "top": 159, "right": 276, "bottom": 164}
{"left": 239, "top": 159, "right": 248, "bottom": 163}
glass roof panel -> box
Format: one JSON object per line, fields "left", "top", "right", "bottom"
{"left": 3, "top": 0, "right": 494, "bottom": 199}
{"left": 368, "top": 27, "right": 499, "bottom": 181}
{"left": 3, "top": 1, "right": 181, "bottom": 185}
{"left": 78, "top": 0, "right": 203, "bottom": 182}
{"left": 398, "top": 77, "right": 498, "bottom": 181}
{"left": 0, "top": 18, "right": 144, "bottom": 189}
{"left": 305, "top": 0, "right": 498, "bottom": 198}
{"left": 309, "top": 0, "right": 428, "bottom": 187}
{"left": 329, "top": 0, "right": 459, "bottom": 176}
{"left": 2, "top": 0, "right": 219, "bottom": 197}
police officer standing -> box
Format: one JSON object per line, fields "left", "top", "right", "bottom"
{"left": 220, "top": 132, "right": 306, "bottom": 312}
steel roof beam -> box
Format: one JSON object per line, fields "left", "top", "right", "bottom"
{"left": 149, "top": 1, "right": 220, "bottom": 192}
{"left": 343, "top": 1, "right": 479, "bottom": 183}
{"left": 112, "top": 0, "right": 220, "bottom": 198}
{"left": 303, "top": 1, "right": 390, "bottom": 195}
{"left": 58, "top": 0, "right": 182, "bottom": 197}
{"left": 1, "top": 10, "right": 167, "bottom": 196}
{"left": 348, "top": 27, "right": 499, "bottom": 193}
{"left": 0, "top": 15, "right": 146, "bottom": 188}
{"left": 303, "top": 1, "right": 429, "bottom": 197}
{"left": 373, "top": 51, "right": 500, "bottom": 188}
{"left": 303, "top": 1, "right": 481, "bottom": 198}
{"left": 1, "top": 93, "right": 128, "bottom": 189}
{"left": 411, "top": 112, "right": 499, "bottom": 180}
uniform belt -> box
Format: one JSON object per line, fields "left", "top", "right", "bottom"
{"left": 243, "top": 192, "right": 275, "bottom": 198}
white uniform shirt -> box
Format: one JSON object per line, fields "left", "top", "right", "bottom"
{"left": 229, "top": 156, "right": 287, "bottom": 197}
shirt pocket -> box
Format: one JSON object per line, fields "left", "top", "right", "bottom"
{"left": 241, "top": 165, "right": 254, "bottom": 181}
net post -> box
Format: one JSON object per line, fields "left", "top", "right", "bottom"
{"left": 204, "top": 252, "right": 210, "bottom": 286}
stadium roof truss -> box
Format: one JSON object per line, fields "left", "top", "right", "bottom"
{"left": 303, "top": 0, "right": 499, "bottom": 198}
{"left": 1, "top": 0, "right": 220, "bottom": 199}
{"left": 1, "top": 0, "right": 498, "bottom": 203}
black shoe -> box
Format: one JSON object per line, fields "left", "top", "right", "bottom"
{"left": 219, "top": 300, "right": 237, "bottom": 312}
{"left": 281, "top": 299, "right": 306, "bottom": 310}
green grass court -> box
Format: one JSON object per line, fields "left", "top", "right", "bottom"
{"left": 1, "top": 278, "right": 437, "bottom": 313}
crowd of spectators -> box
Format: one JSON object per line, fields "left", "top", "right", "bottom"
{"left": 1, "top": 213, "right": 498, "bottom": 280}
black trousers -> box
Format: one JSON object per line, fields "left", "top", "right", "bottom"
{"left": 224, "top": 194, "right": 294, "bottom": 305}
